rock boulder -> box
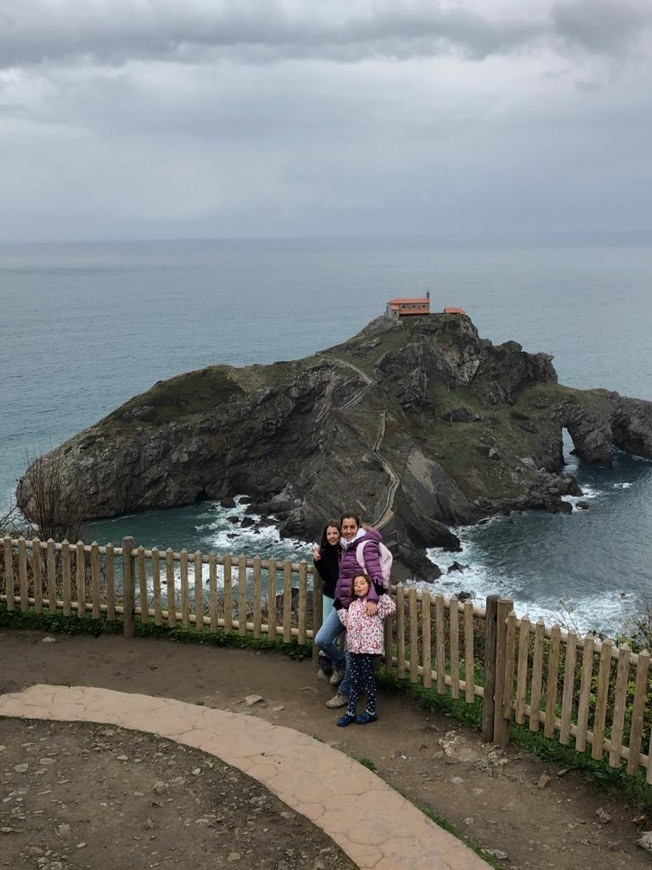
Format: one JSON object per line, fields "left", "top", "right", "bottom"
{"left": 16, "top": 313, "right": 652, "bottom": 573}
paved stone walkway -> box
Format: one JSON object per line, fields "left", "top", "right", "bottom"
{"left": 0, "top": 685, "right": 489, "bottom": 869}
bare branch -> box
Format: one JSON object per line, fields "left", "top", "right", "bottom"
{"left": 19, "top": 449, "right": 84, "bottom": 542}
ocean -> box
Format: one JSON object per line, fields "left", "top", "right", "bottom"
{"left": 1, "top": 233, "right": 651, "bottom": 635}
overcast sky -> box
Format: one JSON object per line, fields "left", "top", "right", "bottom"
{"left": 1, "top": 0, "right": 651, "bottom": 241}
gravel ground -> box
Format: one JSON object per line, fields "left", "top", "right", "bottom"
{"left": 0, "top": 718, "right": 355, "bottom": 870}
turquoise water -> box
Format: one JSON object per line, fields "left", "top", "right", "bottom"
{"left": 1, "top": 233, "right": 651, "bottom": 633}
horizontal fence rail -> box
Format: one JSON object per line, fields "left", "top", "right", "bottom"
{"left": 2, "top": 536, "right": 651, "bottom": 781}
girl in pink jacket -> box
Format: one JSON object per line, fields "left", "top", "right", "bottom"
{"left": 335, "top": 573, "right": 396, "bottom": 726}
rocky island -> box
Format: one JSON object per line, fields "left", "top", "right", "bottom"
{"left": 17, "top": 313, "right": 652, "bottom": 579}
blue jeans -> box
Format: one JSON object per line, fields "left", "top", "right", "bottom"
{"left": 323, "top": 594, "right": 334, "bottom": 624}
{"left": 315, "top": 608, "right": 351, "bottom": 697}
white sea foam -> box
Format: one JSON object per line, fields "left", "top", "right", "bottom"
{"left": 562, "top": 486, "right": 600, "bottom": 510}
{"left": 421, "top": 535, "right": 495, "bottom": 607}
{"left": 578, "top": 484, "right": 600, "bottom": 499}
{"left": 513, "top": 591, "right": 640, "bottom": 638}
{"left": 614, "top": 482, "right": 633, "bottom": 489}
{"left": 194, "top": 495, "right": 310, "bottom": 558}
{"left": 421, "top": 524, "right": 638, "bottom": 637}
{"left": 132, "top": 496, "right": 312, "bottom": 600}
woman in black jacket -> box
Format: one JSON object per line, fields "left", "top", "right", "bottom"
{"left": 312, "top": 520, "right": 341, "bottom": 677}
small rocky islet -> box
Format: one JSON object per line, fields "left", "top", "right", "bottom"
{"left": 17, "top": 313, "right": 652, "bottom": 579}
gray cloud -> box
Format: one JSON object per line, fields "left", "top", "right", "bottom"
{"left": 2, "top": 0, "right": 650, "bottom": 73}
{"left": 552, "top": 0, "right": 652, "bottom": 56}
{"left": 0, "top": 1, "right": 651, "bottom": 242}
{"left": 0, "top": 1, "right": 554, "bottom": 69}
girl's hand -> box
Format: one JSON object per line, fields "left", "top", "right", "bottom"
{"left": 312, "top": 545, "right": 320, "bottom": 560}
{"left": 366, "top": 601, "right": 378, "bottom": 616}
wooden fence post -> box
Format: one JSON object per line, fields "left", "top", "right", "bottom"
{"left": 493, "top": 598, "right": 513, "bottom": 748}
{"left": 483, "top": 594, "right": 499, "bottom": 742}
{"left": 3, "top": 537, "right": 15, "bottom": 612}
{"left": 483, "top": 595, "right": 513, "bottom": 746}
{"left": 312, "top": 567, "right": 323, "bottom": 665}
{"left": 122, "top": 537, "right": 136, "bottom": 639}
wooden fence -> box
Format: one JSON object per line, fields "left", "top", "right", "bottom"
{"left": 0, "top": 536, "right": 319, "bottom": 645}
{"left": 2, "top": 535, "right": 651, "bottom": 781}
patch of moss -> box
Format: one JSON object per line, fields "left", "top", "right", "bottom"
{"left": 378, "top": 672, "right": 484, "bottom": 729}
{"left": 0, "top": 604, "right": 313, "bottom": 657}
{"left": 0, "top": 606, "right": 121, "bottom": 637}
{"left": 106, "top": 366, "right": 246, "bottom": 427}
{"left": 237, "top": 360, "right": 298, "bottom": 391}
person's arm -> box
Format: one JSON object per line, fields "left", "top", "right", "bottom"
{"left": 377, "top": 594, "right": 396, "bottom": 620}
{"left": 312, "top": 559, "right": 324, "bottom": 586}
{"left": 359, "top": 541, "right": 382, "bottom": 610}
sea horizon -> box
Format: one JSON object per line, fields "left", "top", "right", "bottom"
{"left": 2, "top": 227, "right": 652, "bottom": 246}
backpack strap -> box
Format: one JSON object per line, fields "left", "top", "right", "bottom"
{"left": 355, "top": 541, "right": 368, "bottom": 570}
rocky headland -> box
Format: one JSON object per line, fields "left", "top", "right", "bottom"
{"left": 17, "top": 313, "right": 652, "bottom": 579}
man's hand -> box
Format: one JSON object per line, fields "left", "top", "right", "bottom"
{"left": 366, "top": 601, "right": 378, "bottom": 616}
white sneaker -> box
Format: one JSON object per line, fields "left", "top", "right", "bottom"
{"left": 325, "top": 693, "right": 349, "bottom": 709}
{"left": 329, "top": 668, "right": 344, "bottom": 686}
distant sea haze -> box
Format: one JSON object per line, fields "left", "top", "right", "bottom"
{"left": 1, "top": 233, "right": 651, "bottom": 635}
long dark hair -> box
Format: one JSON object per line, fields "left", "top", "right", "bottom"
{"left": 319, "top": 520, "right": 341, "bottom": 553}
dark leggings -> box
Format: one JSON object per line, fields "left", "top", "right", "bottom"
{"left": 347, "top": 653, "right": 376, "bottom": 716}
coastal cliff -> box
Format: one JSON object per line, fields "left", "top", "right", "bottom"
{"left": 17, "top": 314, "right": 652, "bottom": 578}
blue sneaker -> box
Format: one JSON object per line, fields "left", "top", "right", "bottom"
{"left": 355, "top": 711, "right": 378, "bottom": 725}
{"left": 336, "top": 713, "right": 356, "bottom": 727}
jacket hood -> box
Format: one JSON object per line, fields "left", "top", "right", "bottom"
{"left": 341, "top": 527, "right": 367, "bottom": 548}
{"left": 341, "top": 527, "right": 382, "bottom": 548}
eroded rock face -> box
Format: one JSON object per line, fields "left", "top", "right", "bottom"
{"left": 16, "top": 314, "right": 652, "bottom": 572}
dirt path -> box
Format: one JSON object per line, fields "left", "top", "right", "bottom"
{"left": 2, "top": 629, "right": 651, "bottom": 869}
